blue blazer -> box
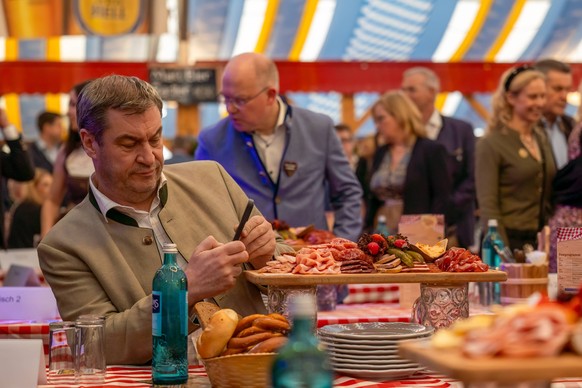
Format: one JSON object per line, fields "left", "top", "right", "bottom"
{"left": 437, "top": 115, "right": 476, "bottom": 248}
{"left": 366, "top": 137, "right": 452, "bottom": 229}
{"left": 196, "top": 104, "right": 363, "bottom": 241}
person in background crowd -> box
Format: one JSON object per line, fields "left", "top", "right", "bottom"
{"left": 41, "top": 80, "right": 94, "bottom": 236}
{"left": 38, "top": 75, "right": 291, "bottom": 365}
{"left": 354, "top": 134, "right": 378, "bottom": 219}
{"left": 401, "top": 67, "right": 476, "bottom": 249}
{"left": 476, "top": 66, "right": 556, "bottom": 254}
{"left": 366, "top": 91, "right": 451, "bottom": 233}
{"left": 165, "top": 134, "right": 197, "bottom": 165}
{"left": 0, "top": 108, "right": 35, "bottom": 248}
{"left": 334, "top": 123, "right": 357, "bottom": 169}
{"left": 28, "top": 111, "right": 63, "bottom": 173}
{"left": 196, "top": 52, "right": 363, "bottom": 241}
{"left": 7, "top": 168, "right": 52, "bottom": 248}
{"left": 534, "top": 59, "right": 574, "bottom": 170}
{"left": 548, "top": 78, "right": 582, "bottom": 272}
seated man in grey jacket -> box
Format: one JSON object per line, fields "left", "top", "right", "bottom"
{"left": 38, "top": 75, "right": 291, "bottom": 365}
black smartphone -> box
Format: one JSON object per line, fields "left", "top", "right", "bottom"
{"left": 233, "top": 199, "right": 255, "bottom": 240}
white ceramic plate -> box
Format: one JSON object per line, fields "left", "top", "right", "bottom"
{"left": 330, "top": 355, "right": 412, "bottom": 365}
{"left": 333, "top": 366, "right": 423, "bottom": 380}
{"left": 318, "top": 332, "right": 432, "bottom": 346}
{"left": 319, "top": 322, "right": 434, "bottom": 340}
{"left": 320, "top": 339, "right": 399, "bottom": 351}
{"left": 330, "top": 354, "right": 401, "bottom": 362}
{"left": 325, "top": 346, "right": 398, "bottom": 356}
{"left": 330, "top": 360, "right": 419, "bottom": 369}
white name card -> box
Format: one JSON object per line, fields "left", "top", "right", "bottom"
{"left": 0, "top": 287, "right": 59, "bottom": 321}
{"left": 0, "top": 248, "right": 40, "bottom": 270}
{"left": 0, "top": 339, "right": 46, "bottom": 387}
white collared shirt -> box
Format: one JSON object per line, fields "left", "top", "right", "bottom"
{"left": 36, "top": 138, "right": 59, "bottom": 163}
{"left": 89, "top": 172, "right": 187, "bottom": 267}
{"left": 425, "top": 109, "right": 443, "bottom": 140}
{"left": 252, "top": 96, "right": 287, "bottom": 182}
{"left": 542, "top": 117, "right": 568, "bottom": 169}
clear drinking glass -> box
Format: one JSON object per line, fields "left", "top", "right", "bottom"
{"left": 47, "top": 321, "right": 77, "bottom": 384}
{"left": 75, "top": 315, "right": 106, "bottom": 383}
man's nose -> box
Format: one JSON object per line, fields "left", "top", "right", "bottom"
{"left": 137, "top": 143, "right": 156, "bottom": 164}
{"left": 225, "top": 101, "right": 239, "bottom": 114}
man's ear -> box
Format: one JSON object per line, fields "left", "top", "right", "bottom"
{"left": 266, "top": 88, "right": 278, "bottom": 104}
{"left": 79, "top": 128, "right": 97, "bottom": 158}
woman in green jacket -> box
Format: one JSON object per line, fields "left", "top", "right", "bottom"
{"left": 476, "top": 66, "right": 556, "bottom": 253}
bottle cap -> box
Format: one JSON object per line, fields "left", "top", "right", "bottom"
{"left": 162, "top": 243, "right": 178, "bottom": 252}
{"left": 289, "top": 294, "right": 316, "bottom": 317}
{"left": 487, "top": 219, "right": 498, "bottom": 227}
{"left": 377, "top": 215, "right": 387, "bottom": 223}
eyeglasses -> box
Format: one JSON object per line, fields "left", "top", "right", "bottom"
{"left": 217, "top": 87, "right": 269, "bottom": 108}
{"left": 504, "top": 65, "right": 533, "bottom": 92}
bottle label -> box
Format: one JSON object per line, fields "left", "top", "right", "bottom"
{"left": 152, "top": 291, "right": 162, "bottom": 336}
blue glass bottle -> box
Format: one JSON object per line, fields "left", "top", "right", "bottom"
{"left": 152, "top": 243, "right": 188, "bottom": 385}
{"left": 375, "top": 215, "right": 390, "bottom": 236}
{"left": 271, "top": 294, "right": 333, "bottom": 388}
{"left": 480, "top": 219, "right": 504, "bottom": 305}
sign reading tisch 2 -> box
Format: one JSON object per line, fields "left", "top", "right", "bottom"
{"left": 149, "top": 67, "right": 217, "bottom": 105}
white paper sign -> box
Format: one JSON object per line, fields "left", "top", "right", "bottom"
{"left": 0, "top": 287, "right": 59, "bottom": 320}
{"left": 0, "top": 248, "right": 40, "bottom": 270}
{"left": 0, "top": 339, "right": 46, "bottom": 387}
{"left": 557, "top": 228, "right": 582, "bottom": 295}
{"left": 398, "top": 214, "right": 445, "bottom": 245}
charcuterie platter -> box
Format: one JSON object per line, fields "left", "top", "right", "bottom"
{"left": 245, "top": 269, "right": 507, "bottom": 286}
{"left": 399, "top": 339, "right": 582, "bottom": 384}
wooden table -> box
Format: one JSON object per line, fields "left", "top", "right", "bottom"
{"left": 399, "top": 340, "right": 582, "bottom": 387}
{"left": 246, "top": 270, "right": 507, "bottom": 328}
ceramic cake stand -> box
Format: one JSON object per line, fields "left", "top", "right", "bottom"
{"left": 245, "top": 270, "right": 507, "bottom": 328}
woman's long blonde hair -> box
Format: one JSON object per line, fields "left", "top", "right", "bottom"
{"left": 372, "top": 91, "right": 426, "bottom": 143}
{"left": 487, "top": 66, "right": 545, "bottom": 134}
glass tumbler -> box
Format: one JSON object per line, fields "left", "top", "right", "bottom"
{"left": 48, "top": 321, "right": 77, "bottom": 384}
{"left": 75, "top": 315, "right": 106, "bottom": 383}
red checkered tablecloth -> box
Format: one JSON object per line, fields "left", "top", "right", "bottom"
{"left": 317, "top": 303, "right": 410, "bottom": 328}
{"left": 0, "top": 320, "right": 51, "bottom": 365}
{"left": 38, "top": 364, "right": 465, "bottom": 387}
{"left": 343, "top": 284, "right": 399, "bottom": 304}
{"left": 36, "top": 365, "right": 582, "bottom": 387}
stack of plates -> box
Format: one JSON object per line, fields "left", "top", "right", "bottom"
{"left": 318, "top": 322, "right": 433, "bottom": 379}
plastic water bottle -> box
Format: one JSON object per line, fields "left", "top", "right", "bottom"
{"left": 375, "top": 215, "right": 390, "bottom": 236}
{"left": 480, "top": 219, "right": 504, "bottom": 305}
{"left": 271, "top": 294, "right": 333, "bottom": 388}
{"left": 152, "top": 243, "right": 188, "bottom": 385}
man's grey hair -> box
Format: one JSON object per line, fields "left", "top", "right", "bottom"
{"left": 77, "top": 75, "right": 163, "bottom": 144}
{"left": 403, "top": 66, "right": 441, "bottom": 93}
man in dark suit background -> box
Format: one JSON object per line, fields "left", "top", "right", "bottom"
{"left": 28, "top": 111, "right": 63, "bottom": 173}
{"left": 0, "top": 108, "right": 35, "bottom": 248}
{"left": 534, "top": 59, "right": 575, "bottom": 170}
{"left": 401, "top": 67, "right": 476, "bottom": 249}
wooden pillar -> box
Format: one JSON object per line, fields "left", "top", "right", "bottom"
{"left": 176, "top": 104, "right": 200, "bottom": 136}
{"left": 341, "top": 93, "right": 356, "bottom": 131}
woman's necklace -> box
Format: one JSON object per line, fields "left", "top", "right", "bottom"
{"left": 520, "top": 132, "right": 541, "bottom": 162}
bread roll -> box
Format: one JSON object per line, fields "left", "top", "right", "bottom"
{"left": 196, "top": 309, "right": 239, "bottom": 359}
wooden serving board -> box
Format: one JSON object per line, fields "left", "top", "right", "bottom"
{"left": 399, "top": 340, "right": 582, "bottom": 383}
{"left": 245, "top": 269, "right": 507, "bottom": 286}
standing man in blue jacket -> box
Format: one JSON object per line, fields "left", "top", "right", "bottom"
{"left": 401, "top": 67, "right": 476, "bottom": 249}
{"left": 196, "top": 52, "right": 363, "bottom": 241}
